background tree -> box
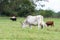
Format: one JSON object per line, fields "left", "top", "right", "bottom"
{"left": 0, "top": 0, "right": 35, "bottom": 17}
{"left": 54, "top": 12, "right": 60, "bottom": 18}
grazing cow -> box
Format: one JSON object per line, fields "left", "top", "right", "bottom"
{"left": 10, "top": 16, "right": 16, "bottom": 21}
{"left": 22, "top": 15, "right": 46, "bottom": 29}
{"left": 46, "top": 21, "right": 54, "bottom": 27}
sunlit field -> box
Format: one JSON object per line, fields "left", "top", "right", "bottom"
{"left": 0, "top": 17, "right": 60, "bottom": 40}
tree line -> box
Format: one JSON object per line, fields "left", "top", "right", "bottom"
{"left": 0, "top": 0, "right": 60, "bottom": 18}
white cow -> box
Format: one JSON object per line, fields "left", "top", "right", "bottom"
{"left": 22, "top": 15, "right": 47, "bottom": 29}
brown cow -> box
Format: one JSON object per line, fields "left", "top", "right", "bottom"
{"left": 46, "top": 21, "right": 54, "bottom": 27}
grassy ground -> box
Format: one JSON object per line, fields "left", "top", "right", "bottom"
{"left": 0, "top": 17, "right": 60, "bottom": 40}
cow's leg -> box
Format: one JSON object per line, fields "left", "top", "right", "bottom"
{"left": 45, "top": 24, "right": 47, "bottom": 27}
{"left": 29, "top": 24, "right": 32, "bottom": 29}
{"left": 38, "top": 23, "right": 41, "bottom": 29}
{"left": 37, "top": 20, "right": 41, "bottom": 29}
{"left": 41, "top": 21, "right": 47, "bottom": 28}
{"left": 41, "top": 24, "right": 43, "bottom": 29}
{"left": 40, "top": 23, "right": 44, "bottom": 29}
{"left": 43, "top": 23, "right": 47, "bottom": 28}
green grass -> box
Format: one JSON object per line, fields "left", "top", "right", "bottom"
{"left": 0, "top": 17, "right": 60, "bottom": 40}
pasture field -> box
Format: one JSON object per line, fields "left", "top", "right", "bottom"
{"left": 0, "top": 17, "right": 60, "bottom": 40}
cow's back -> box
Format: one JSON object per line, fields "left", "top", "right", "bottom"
{"left": 26, "top": 15, "right": 37, "bottom": 24}
{"left": 26, "top": 15, "right": 44, "bottom": 25}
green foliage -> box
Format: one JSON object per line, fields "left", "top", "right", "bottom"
{"left": 0, "top": 0, "right": 35, "bottom": 17}
{"left": 56, "top": 12, "right": 60, "bottom": 18}
{"left": 53, "top": 12, "right": 60, "bottom": 18}
{"left": 38, "top": 10, "right": 55, "bottom": 17}
{"left": 30, "top": 10, "right": 55, "bottom": 17}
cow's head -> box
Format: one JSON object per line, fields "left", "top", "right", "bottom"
{"left": 21, "top": 21, "right": 27, "bottom": 28}
{"left": 22, "top": 22, "right": 26, "bottom": 28}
